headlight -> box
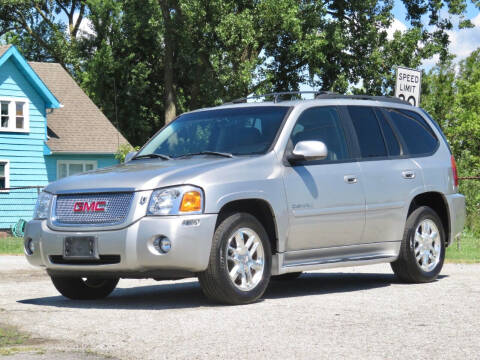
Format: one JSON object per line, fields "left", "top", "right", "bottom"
{"left": 147, "top": 186, "right": 203, "bottom": 216}
{"left": 33, "top": 192, "right": 53, "bottom": 220}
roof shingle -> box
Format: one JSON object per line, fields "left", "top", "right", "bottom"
{"left": 0, "top": 45, "right": 12, "bottom": 58}
{"left": 29, "top": 62, "right": 129, "bottom": 153}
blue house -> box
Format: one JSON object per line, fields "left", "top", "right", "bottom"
{"left": 0, "top": 45, "right": 129, "bottom": 229}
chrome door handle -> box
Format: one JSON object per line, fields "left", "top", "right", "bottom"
{"left": 402, "top": 170, "right": 415, "bottom": 179}
{"left": 344, "top": 175, "right": 358, "bottom": 184}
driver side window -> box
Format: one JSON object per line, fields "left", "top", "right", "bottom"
{"left": 291, "top": 107, "right": 349, "bottom": 162}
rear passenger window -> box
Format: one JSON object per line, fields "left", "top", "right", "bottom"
{"left": 388, "top": 109, "right": 438, "bottom": 155}
{"left": 291, "top": 107, "right": 349, "bottom": 161}
{"left": 348, "top": 106, "right": 387, "bottom": 158}
{"left": 376, "top": 110, "right": 401, "bottom": 156}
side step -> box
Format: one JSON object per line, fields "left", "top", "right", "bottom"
{"left": 276, "top": 254, "right": 397, "bottom": 275}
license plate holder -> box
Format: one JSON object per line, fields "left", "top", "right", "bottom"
{"left": 63, "top": 236, "right": 99, "bottom": 259}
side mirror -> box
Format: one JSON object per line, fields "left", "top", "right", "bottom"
{"left": 124, "top": 151, "right": 137, "bottom": 163}
{"left": 288, "top": 140, "right": 328, "bottom": 163}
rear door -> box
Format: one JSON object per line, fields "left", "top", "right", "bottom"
{"left": 346, "top": 106, "right": 424, "bottom": 244}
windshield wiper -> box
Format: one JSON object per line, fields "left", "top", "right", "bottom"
{"left": 133, "top": 153, "right": 171, "bottom": 160}
{"left": 176, "top": 151, "right": 234, "bottom": 159}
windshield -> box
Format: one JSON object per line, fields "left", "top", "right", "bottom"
{"left": 136, "top": 106, "right": 289, "bottom": 158}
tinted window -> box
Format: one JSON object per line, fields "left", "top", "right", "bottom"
{"left": 376, "top": 110, "right": 401, "bottom": 156}
{"left": 348, "top": 106, "right": 387, "bottom": 158}
{"left": 291, "top": 107, "right": 349, "bottom": 161}
{"left": 388, "top": 109, "right": 438, "bottom": 155}
{"left": 137, "top": 106, "right": 289, "bottom": 157}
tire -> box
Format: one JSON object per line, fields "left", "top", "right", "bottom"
{"left": 272, "top": 272, "right": 303, "bottom": 281}
{"left": 391, "top": 206, "right": 445, "bottom": 283}
{"left": 198, "top": 213, "right": 272, "bottom": 305}
{"left": 50, "top": 276, "right": 119, "bottom": 300}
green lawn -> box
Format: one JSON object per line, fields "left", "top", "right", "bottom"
{"left": 1, "top": 233, "right": 479, "bottom": 263}
{"left": 446, "top": 230, "right": 480, "bottom": 263}
{"left": 0, "top": 237, "right": 23, "bottom": 255}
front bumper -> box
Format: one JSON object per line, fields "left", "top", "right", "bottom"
{"left": 446, "top": 193, "right": 466, "bottom": 246}
{"left": 24, "top": 214, "right": 217, "bottom": 277}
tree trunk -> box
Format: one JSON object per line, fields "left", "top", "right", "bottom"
{"left": 160, "top": 1, "right": 176, "bottom": 124}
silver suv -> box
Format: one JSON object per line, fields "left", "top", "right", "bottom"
{"left": 25, "top": 93, "right": 466, "bottom": 305}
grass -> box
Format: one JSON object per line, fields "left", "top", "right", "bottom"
{"left": 0, "top": 324, "right": 29, "bottom": 348}
{"left": 0, "top": 237, "right": 23, "bottom": 255}
{"left": 0, "top": 324, "right": 46, "bottom": 356}
{"left": 446, "top": 229, "right": 480, "bottom": 263}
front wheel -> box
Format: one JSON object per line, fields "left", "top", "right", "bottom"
{"left": 198, "top": 213, "right": 272, "bottom": 305}
{"left": 391, "top": 206, "right": 445, "bottom": 283}
{"left": 51, "top": 276, "right": 119, "bottom": 300}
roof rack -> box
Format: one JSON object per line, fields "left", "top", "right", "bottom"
{"left": 226, "top": 91, "right": 410, "bottom": 105}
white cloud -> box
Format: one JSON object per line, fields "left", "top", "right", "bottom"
{"left": 422, "top": 13, "right": 480, "bottom": 69}
{"left": 386, "top": 18, "right": 407, "bottom": 40}
{"left": 72, "top": 13, "right": 95, "bottom": 38}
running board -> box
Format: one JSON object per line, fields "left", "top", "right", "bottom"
{"left": 271, "top": 241, "right": 401, "bottom": 275}
{"left": 275, "top": 254, "right": 397, "bottom": 275}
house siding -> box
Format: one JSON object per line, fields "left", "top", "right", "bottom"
{"left": 45, "top": 154, "right": 119, "bottom": 182}
{"left": 0, "top": 58, "right": 48, "bottom": 229}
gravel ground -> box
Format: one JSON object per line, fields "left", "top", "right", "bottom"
{"left": 0, "top": 256, "right": 479, "bottom": 360}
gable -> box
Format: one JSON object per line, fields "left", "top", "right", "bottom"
{"left": 0, "top": 45, "right": 60, "bottom": 109}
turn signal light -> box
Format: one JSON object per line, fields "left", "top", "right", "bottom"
{"left": 180, "top": 191, "right": 202, "bottom": 212}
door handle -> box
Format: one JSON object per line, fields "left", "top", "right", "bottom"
{"left": 344, "top": 175, "right": 358, "bottom": 184}
{"left": 402, "top": 170, "right": 415, "bottom": 179}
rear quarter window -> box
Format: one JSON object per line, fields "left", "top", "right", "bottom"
{"left": 387, "top": 109, "right": 438, "bottom": 156}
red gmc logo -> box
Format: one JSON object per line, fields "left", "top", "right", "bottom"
{"left": 73, "top": 201, "right": 107, "bottom": 213}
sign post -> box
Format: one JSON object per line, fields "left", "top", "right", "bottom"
{"left": 395, "top": 66, "right": 422, "bottom": 107}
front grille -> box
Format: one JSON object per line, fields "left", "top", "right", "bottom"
{"left": 50, "top": 255, "right": 121, "bottom": 265}
{"left": 54, "top": 192, "right": 134, "bottom": 225}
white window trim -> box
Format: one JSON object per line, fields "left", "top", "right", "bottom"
{"left": 0, "top": 97, "right": 30, "bottom": 133}
{"left": 57, "top": 160, "right": 98, "bottom": 179}
{"left": 0, "top": 160, "right": 10, "bottom": 193}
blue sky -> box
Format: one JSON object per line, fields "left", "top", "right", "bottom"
{"left": 391, "top": 1, "right": 480, "bottom": 69}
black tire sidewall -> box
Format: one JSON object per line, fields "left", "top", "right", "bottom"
{"left": 404, "top": 207, "right": 446, "bottom": 281}
{"left": 214, "top": 213, "right": 272, "bottom": 304}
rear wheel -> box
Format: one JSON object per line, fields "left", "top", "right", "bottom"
{"left": 50, "top": 276, "right": 119, "bottom": 300}
{"left": 391, "top": 206, "right": 445, "bottom": 283}
{"left": 198, "top": 213, "right": 271, "bottom": 305}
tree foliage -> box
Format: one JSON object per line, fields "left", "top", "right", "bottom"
{"left": 422, "top": 49, "right": 480, "bottom": 231}
{"left": 0, "top": 0, "right": 477, "bottom": 145}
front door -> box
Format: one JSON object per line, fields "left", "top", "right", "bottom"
{"left": 283, "top": 106, "right": 366, "bottom": 251}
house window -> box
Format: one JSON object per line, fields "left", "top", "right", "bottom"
{"left": 16, "top": 102, "right": 24, "bottom": 129}
{"left": 0, "top": 99, "right": 29, "bottom": 132}
{"left": 0, "top": 161, "right": 10, "bottom": 190}
{"left": 57, "top": 161, "right": 97, "bottom": 179}
{"left": 1, "top": 101, "right": 8, "bottom": 128}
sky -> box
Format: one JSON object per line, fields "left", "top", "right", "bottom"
{"left": 391, "top": 1, "right": 480, "bottom": 70}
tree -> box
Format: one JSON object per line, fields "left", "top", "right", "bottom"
{"left": 1, "top": 0, "right": 477, "bottom": 145}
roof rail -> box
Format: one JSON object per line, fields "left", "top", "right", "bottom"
{"left": 314, "top": 93, "right": 410, "bottom": 105}
{"left": 226, "top": 91, "right": 410, "bottom": 105}
{"left": 229, "top": 91, "right": 330, "bottom": 104}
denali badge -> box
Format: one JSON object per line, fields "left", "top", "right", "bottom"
{"left": 73, "top": 201, "right": 107, "bottom": 213}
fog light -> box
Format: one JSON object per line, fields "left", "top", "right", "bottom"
{"left": 25, "top": 238, "right": 35, "bottom": 255}
{"left": 153, "top": 236, "right": 171, "bottom": 254}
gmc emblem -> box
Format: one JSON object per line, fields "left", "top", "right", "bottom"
{"left": 73, "top": 201, "right": 107, "bottom": 213}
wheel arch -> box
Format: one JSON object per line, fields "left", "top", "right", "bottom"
{"left": 216, "top": 198, "right": 279, "bottom": 254}
{"left": 407, "top": 192, "right": 451, "bottom": 245}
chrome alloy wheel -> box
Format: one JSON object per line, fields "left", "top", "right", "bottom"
{"left": 226, "top": 228, "right": 265, "bottom": 291}
{"left": 413, "top": 219, "right": 441, "bottom": 272}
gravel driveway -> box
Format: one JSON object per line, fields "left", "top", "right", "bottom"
{"left": 1, "top": 256, "right": 479, "bottom": 360}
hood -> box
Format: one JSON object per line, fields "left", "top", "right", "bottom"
{"left": 45, "top": 156, "right": 256, "bottom": 194}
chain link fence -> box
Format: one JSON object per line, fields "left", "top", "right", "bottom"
{"left": 0, "top": 186, "right": 42, "bottom": 254}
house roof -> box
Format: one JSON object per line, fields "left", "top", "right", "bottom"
{"left": 0, "top": 45, "right": 60, "bottom": 108}
{"left": 29, "top": 62, "right": 130, "bottom": 153}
